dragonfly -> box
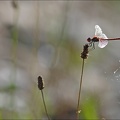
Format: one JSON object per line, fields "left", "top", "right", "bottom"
{"left": 87, "top": 25, "right": 120, "bottom": 48}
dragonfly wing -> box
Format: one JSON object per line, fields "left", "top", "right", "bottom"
{"left": 95, "top": 25, "right": 108, "bottom": 48}
{"left": 98, "top": 33, "right": 108, "bottom": 48}
{"left": 95, "top": 25, "right": 103, "bottom": 37}
{"left": 101, "top": 33, "right": 108, "bottom": 39}
{"left": 98, "top": 39, "right": 108, "bottom": 48}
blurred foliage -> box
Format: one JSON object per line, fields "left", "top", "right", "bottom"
{"left": 81, "top": 95, "right": 99, "bottom": 119}
{"left": 0, "top": 1, "right": 120, "bottom": 119}
{"left": 0, "top": 83, "right": 17, "bottom": 93}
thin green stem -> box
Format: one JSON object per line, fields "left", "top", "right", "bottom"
{"left": 41, "top": 90, "right": 50, "bottom": 120}
{"left": 12, "top": 1, "right": 19, "bottom": 62}
{"left": 10, "top": 1, "right": 19, "bottom": 118}
{"left": 77, "top": 58, "right": 85, "bottom": 119}
{"left": 29, "top": 2, "right": 40, "bottom": 118}
{"left": 33, "top": 1, "right": 39, "bottom": 55}
{"left": 51, "top": 1, "right": 69, "bottom": 67}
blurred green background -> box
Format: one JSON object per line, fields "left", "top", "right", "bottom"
{"left": 0, "top": 1, "right": 120, "bottom": 119}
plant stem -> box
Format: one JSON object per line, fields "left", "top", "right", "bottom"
{"left": 41, "top": 90, "right": 50, "bottom": 120}
{"left": 77, "top": 58, "right": 85, "bottom": 119}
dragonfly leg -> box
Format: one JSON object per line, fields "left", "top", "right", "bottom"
{"left": 88, "top": 41, "right": 92, "bottom": 47}
{"left": 92, "top": 43, "right": 95, "bottom": 49}
{"left": 88, "top": 42, "right": 95, "bottom": 51}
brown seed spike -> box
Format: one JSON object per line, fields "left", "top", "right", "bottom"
{"left": 38, "top": 76, "right": 44, "bottom": 90}
{"left": 81, "top": 44, "right": 89, "bottom": 59}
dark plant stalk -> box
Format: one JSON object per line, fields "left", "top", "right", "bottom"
{"left": 77, "top": 44, "right": 89, "bottom": 119}
{"left": 38, "top": 76, "right": 50, "bottom": 120}
{"left": 77, "top": 58, "right": 85, "bottom": 119}
{"left": 41, "top": 90, "right": 50, "bottom": 120}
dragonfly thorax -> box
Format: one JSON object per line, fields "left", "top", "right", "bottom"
{"left": 87, "top": 37, "right": 99, "bottom": 43}
{"left": 92, "top": 37, "right": 99, "bottom": 42}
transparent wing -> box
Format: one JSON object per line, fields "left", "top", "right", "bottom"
{"left": 95, "top": 25, "right": 103, "bottom": 37}
{"left": 101, "top": 33, "right": 108, "bottom": 39}
{"left": 95, "top": 25, "right": 108, "bottom": 48}
{"left": 98, "top": 39, "right": 108, "bottom": 48}
{"left": 95, "top": 25, "right": 108, "bottom": 38}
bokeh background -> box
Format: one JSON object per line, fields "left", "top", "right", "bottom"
{"left": 0, "top": 1, "right": 120, "bottom": 119}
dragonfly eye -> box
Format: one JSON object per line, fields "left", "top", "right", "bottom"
{"left": 87, "top": 37, "right": 91, "bottom": 42}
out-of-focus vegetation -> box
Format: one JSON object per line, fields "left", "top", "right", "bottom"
{"left": 0, "top": 1, "right": 120, "bottom": 119}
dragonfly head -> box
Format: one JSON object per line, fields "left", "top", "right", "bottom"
{"left": 87, "top": 37, "right": 92, "bottom": 42}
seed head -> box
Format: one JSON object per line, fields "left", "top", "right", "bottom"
{"left": 38, "top": 76, "right": 44, "bottom": 90}
{"left": 81, "top": 44, "right": 89, "bottom": 59}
